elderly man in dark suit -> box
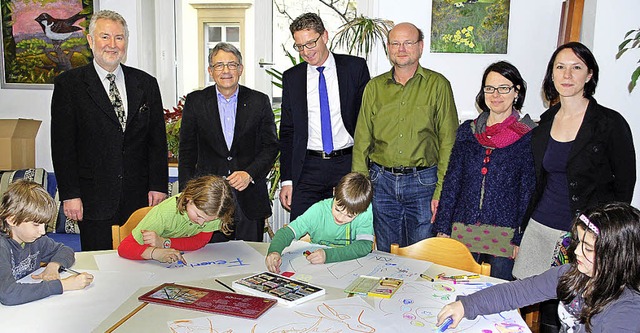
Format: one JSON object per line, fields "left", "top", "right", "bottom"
{"left": 279, "top": 13, "right": 370, "bottom": 221}
{"left": 51, "top": 10, "right": 168, "bottom": 251}
{"left": 179, "top": 43, "right": 278, "bottom": 242}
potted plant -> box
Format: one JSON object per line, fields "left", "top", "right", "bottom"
{"left": 617, "top": 28, "right": 640, "bottom": 92}
{"left": 163, "top": 96, "right": 185, "bottom": 163}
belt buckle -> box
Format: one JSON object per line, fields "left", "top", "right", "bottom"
{"left": 321, "top": 151, "right": 331, "bottom": 160}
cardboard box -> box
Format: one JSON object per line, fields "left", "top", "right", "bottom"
{"left": 0, "top": 119, "right": 42, "bottom": 170}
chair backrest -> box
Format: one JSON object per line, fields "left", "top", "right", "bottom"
{"left": 390, "top": 237, "right": 491, "bottom": 275}
{"left": 111, "top": 206, "right": 153, "bottom": 250}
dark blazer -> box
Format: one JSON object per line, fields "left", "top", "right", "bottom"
{"left": 523, "top": 97, "right": 636, "bottom": 229}
{"left": 279, "top": 54, "right": 370, "bottom": 186}
{"left": 178, "top": 85, "right": 278, "bottom": 220}
{"left": 51, "top": 63, "right": 168, "bottom": 221}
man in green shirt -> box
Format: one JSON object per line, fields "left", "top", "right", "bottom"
{"left": 352, "top": 22, "right": 458, "bottom": 252}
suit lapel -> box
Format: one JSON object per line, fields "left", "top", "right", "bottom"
{"left": 335, "top": 54, "right": 349, "bottom": 123}
{"left": 84, "top": 65, "right": 120, "bottom": 126}
{"left": 568, "top": 99, "right": 597, "bottom": 162}
{"left": 231, "top": 86, "right": 250, "bottom": 152}
{"left": 206, "top": 86, "right": 229, "bottom": 152}
{"left": 123, "top": 65, "right": 144, "bottom": 128}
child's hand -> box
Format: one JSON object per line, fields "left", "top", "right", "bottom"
{"left": 32, "top": 263, "right": 61, "bottom": 281}
{"left": 437, "top": 301, "right": 465, "bottom": 329}
{"left": 141, "top": 229, "right": 164, "bottom": 247}
{"left": 265, "top": 252, "right": 282, "bottom": 273}
{"left": 306, "top": 249, "right": 326, "bottom": 264}
{"left": 151, "top": 248, "right": 186, "bottom": 264}
{"left": 61, "top": 272, "right": 94, "bottom": 291}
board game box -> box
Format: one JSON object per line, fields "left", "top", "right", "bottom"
{"left": 138, "top": 283, "right": 277, "bottom": 319}
{"left": 344, "top": 275, "right": 403, "bottom": 298}
{"left": 233, "top": 271, "right": 325, "bottom": 306}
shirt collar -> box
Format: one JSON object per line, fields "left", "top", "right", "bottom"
{"left": 93, "top": 61, "right": 123, "bottom": 81}
{"left": 386, "top": 65, "right": 428, "bottom": 84}
{"left": 215, "top": 86, "right": 239, "bottom": 102}
{"left": 307, "top": 52, "right": 336, "bottom": 71}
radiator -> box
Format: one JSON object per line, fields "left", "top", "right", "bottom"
{"left": 264, "top": 193, "right": 290, "bottom": 242}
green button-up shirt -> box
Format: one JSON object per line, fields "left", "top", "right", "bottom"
{"left": 352, "top": 66, "right": 459, "bottom": 199}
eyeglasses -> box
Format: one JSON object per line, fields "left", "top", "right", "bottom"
{"left": 483, "top": 85, "right": 515, "bottom": 94}
{"left": 292, "top": 35, "right": 322, "bottom": 52}
{"left": 388, "top": 40, "right": 420, "bottom": 49}
{"left": 210, "top": 62, "right": 241, "bottom": 71}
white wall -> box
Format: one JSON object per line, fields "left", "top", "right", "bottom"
{"left": 371, "top": 0, "right": 563, "bottom": 120}
{"left": 585, "top": 0, "right": 640, "bottom": 206}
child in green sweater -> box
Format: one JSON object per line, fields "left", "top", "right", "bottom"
{"left": 266, "top": 173, "right": 374, "bottom": 273}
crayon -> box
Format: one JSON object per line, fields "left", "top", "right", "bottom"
{"left": 450, "top": 274, "right": 480, "bottom": 280}
{"left": 437, "top": 317, "right": 454, "bottom": 332}
{"left": 419, "top": 274, "right": 435, "bottom": 282}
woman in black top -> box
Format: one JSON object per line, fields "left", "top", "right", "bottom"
{"left": 513, "top": 42, "right": 636, "bottom": 332}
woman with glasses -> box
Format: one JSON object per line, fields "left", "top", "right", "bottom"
{"left": 513, "top": 42, "right": 635, "bottom": 332}
{"left": 433, "top": 61, "right": 536, "bottom": 281}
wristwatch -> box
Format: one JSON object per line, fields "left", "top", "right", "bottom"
{"left": 163, "top": 239, "right": 171, "bottom": 249}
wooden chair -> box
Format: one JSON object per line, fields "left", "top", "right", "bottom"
{"left": 111, "top": 206, "right": 153, "bottom": 250}
{"left": 390, "top": 237, "right": 491, "bottom": 275}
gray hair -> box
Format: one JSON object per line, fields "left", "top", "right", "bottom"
{"left": 89, "top": 10, "right": 129, "bottom": 38}
{"left": 209, "top": 42, "right": 243, "bottom": 66}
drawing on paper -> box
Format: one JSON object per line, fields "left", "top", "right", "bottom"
{"left": 278, "top": 241, "right": 430, "bottom": 289}
{"left": 375, "top": 281, "right": 530, "bottom": 332}
{"left": 265, "top": 302, "right": 376, "bottom": 333}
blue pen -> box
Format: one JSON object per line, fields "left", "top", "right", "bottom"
{"left": 437, "top": 317, "right": 454, "bottom": 332}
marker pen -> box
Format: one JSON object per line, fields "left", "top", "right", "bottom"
{"left": 437, "top": 317, "right": 453, "bottom": 332}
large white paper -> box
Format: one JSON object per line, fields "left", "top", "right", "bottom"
{"left": 2, "top": 269, "right": 153, "bottom": 333}
{"left": 168, "top": 297, "right": 378, "bottom": 333}
{"left": 374, "top": 280, "right": 531, "bottom": 332}
{"left": 94, "top": 241, "right": 267, "bottom": 285}
{"left": 278, "top": 241, "right": 431, "bottom": 289}
{"left": 168, "top": 283, "right": 530, "bottom": 333}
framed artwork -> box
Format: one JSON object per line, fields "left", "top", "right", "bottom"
{"left": 430, "top": 0, "right": 510, "bottom": 54}
{"left": 0, "top": 0, "right": 95, "bottom": 89}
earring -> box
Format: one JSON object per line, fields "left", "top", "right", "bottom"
{"left": 514, "top": 96, "right": 518, "bottom": 103}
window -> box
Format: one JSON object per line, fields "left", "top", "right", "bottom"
{"left": 204, "top": 23, "right": 241, "bottom": 86}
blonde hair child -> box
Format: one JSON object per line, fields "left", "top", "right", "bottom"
{"left": 117, "top": 175, "right": 234, "bottom": 263}
{"left": 0, "top": 180, "right": 93, "bottom": 305}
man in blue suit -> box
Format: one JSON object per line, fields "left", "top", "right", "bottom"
{"left": 279, "top": 13, "right": 370, "bottom": 221}
{"left": 51, "top": 10, "right": 168, "bottom": 251}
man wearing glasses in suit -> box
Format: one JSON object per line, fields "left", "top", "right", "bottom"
{"left": 179, "top": 43, "right": 278, "bottom": 242}
{"left": 279, "top": 12, "right": 370, "bottom": 222}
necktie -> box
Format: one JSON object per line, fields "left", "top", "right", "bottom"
{"left": 317, "top": 66, "right": 333, "bottom": 154}
{"left": 107, "top": 74, "right": 126, "bottom": 130}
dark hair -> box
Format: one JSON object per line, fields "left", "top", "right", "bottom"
{"left": 542, "top": 42, "right": 599, "bottom": 102}
{"left": 289, "top": 12, "right": 325, "bottom": 35}
{"left": 334, "top": 173, "right": 373, "bottom": 216}
{"left": 557, "top": 202, "right": 640, "bottom": 332}
{"left": 475, "top": 61, "right": 526, "bottom": 113}
{"left": 0, "top": 180, "right": 57, "bottom": 237}
{"left": 176, "top": 175, "right": 235, "bottom": 235}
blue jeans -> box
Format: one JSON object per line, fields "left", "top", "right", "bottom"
{"left": 369, "top": 163, "right": 437, "bottom": 252}
{"left": 471, "top": 252, "right": 515, "bottom": 281}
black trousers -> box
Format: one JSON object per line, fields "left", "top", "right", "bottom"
{"left": 289, "top": 153, "right": 352, "bottom": 221}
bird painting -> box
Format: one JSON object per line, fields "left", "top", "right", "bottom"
{"left": 34, "top": 12, "right": 86, "bottom": 42}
